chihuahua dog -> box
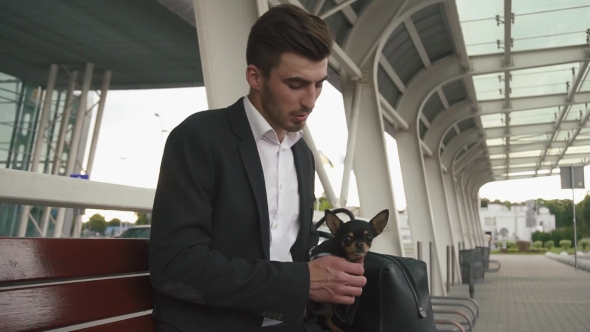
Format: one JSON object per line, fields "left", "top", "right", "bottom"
{"left": 308, "top": 208, "right": 389, "bottom": 332}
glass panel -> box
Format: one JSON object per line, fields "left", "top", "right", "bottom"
{"left": 486, "top": 138, "right": 504, "bottom": 146}
{"left": 456, "top": 0, "right": 504, "bottom": 56}
{"left": 509, "top": 107, "right": 557, "bottom": 126}
{"left": 582, "top": 75, "right": 590, "bottom": 92}
{"left": 510, "top": 134, "right": 549, "bottom": 143}
{"left": 576, "top": 128, "right": 590, "bottom": 139}
{"left": 508, "top": 170, "right": 536, "bottom": 177}
{"left": 546, "top": 147, "right": 561, "bottom": 156}
{"left": 509, "top": 150, "right": 542, "bottom": 158}
{"left": 510, "top": 63, "right": 578, "bottom": 98}
{"left": 566, "top": 104, "right": 587, "bottom": 121}
{"left": 511, "top": 1, "right": 590, "bottom": 52}
{"left": 490, "top": 154, "right": 505, "bottom": 160}
{"left": 481, "top": 114, "right": 503, "bottom": 128}
{"left": 473, "top": 73, "right": 504, "bottom": 101}
{"left": 564, "top": 145, "right": 590, "bottom": 154}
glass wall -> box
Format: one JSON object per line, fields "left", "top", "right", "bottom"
{"left": 0, "top": 72, "right": 87, "bottom": 237}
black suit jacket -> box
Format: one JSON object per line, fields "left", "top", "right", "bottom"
{"left": 149, "top": 98, "right": 320, "bottom": 332}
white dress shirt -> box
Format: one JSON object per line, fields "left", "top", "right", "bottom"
{"left": 243, "top": 96, "right": 303, "bottom": 327}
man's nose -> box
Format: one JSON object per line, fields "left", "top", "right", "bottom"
{"left": 301, "top": 86, "right": 317, "bottom": 110}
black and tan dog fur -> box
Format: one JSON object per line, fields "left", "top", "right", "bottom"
{"left": 308, "top": 209, "right": 389, "bottom": 332}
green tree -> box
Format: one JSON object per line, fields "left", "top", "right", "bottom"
{"left": 316, "top": 197, "right": 333, "bottom": 211}
{"left": 84, "top": 213, "right": 107, "bottom": 234}
{"left": 480, "top": 198, "right": 490, "bottom": 208}
{"left": 108, "top": 218, "right": 122, "bottom": 227}
{"left": 135, "top": 212, "right": 150, "bottom": 225}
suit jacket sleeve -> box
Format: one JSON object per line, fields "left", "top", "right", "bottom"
{"left": 149, "top": 123, "right": 310, "bottom": 324}
{"left": 304, "top": 152, "right": 319, "bottom": 262}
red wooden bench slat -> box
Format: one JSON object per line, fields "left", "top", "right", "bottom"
{"left": 78, "top": 314, "right": 156, "bottom": 332}
{"left": 0, "top": 238, "right": 149, "bottom": 284}
{"left": 0, "top": 276, "right": 153, "bottom": 332}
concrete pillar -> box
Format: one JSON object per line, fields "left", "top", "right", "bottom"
{"left": 396, "top": 131, "right": 444, "bottom": 295}
{"left": 193, "top": 0, "right": 259, "bottom": 108}
{"left": 442, "top": 171, "right": 463, "bottom": 282}
{"left": 423, "top": 156, "right": 455, "bottom": 287}
{"left": 54, "top": 63, "right": 94, "bottom": 238}
{"left": 457, "top": 177, "right": 474, "bottom": 248}
{"left": 340, "top": 76, "right": 404, "bottom": 257}
{"left": 18, "top": 64, "right": 58, "bottom": 237}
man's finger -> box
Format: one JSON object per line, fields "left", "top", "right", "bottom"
{"left": 339, "top": 260, "right": 364, "bottom": 275}
{"left": 333, "top": 295, "right": 356, "bottom": 305}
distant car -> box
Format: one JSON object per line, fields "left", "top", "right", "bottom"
{"left": 117, "top": 225, "right": 151, "bottom": 239}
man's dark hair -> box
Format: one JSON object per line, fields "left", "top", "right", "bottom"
{"left": 246, "top": 4, "right": 334, "bottom": 77}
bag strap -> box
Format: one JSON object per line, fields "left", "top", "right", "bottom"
{"left": 314, "top": 208, "right": 356, "bottom": 240}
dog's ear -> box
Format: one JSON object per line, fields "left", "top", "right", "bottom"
{"left": 369, "top": 209, "right": 389, "bottom": 235}
{"left": 325, "top": 209, "right": 344, "bottom": 235}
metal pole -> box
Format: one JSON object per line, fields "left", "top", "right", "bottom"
{"left": 54, "top": 63, "right": 94, "bottom": 238}
{"left": 85, "top": 70, "right": 111, "bottom": 176}
{"left": 571, "top": 165, "right": 577, "bottom": 270}
{"left": 340, "top": 81, "right": 361, "bottom": 207}
{"left": 17, "top": 64, "right": 58, "bottom": 237}
{"left": 303, "top": 127, "right": 339, "bottom": 208}
{"left": 451, "top": 245, "right": 455, "bottom": 285}
{"left": 417, "top": 241, "right": 422, "bottom": 260}
{"left": 447, "top": 246, "right": 452, "bottom": 293}
{"left": 430, "top": 241, "right": 434, "bottom": 295}
{"left": 40, "top": 71, "right": 78, "bottom": 237}
{"left": 255, "top": 0, "right": 269, "bottom": 16}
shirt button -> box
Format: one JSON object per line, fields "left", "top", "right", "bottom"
{"left": 279, "top": 184, "right": 283, "bottom": 190}
{"left": 273, "top": 223, "right": 279, "bottom": 229}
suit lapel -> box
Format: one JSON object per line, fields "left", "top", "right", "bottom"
{"left": 228, "top": 98, "right": 271, "bottom": 260}
{"left": 291, "top": 142, "right": 311, "bottom": 261}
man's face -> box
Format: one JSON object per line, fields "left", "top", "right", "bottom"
{"left": 258, "top": 52, "right": 328, "bottom": 136}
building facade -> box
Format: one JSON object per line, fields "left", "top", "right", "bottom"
{"left": 479, "top": 201, "right": 556, "bottom": 243}
{"left": 0, "top": 72, "right": 91, "bottom": 237}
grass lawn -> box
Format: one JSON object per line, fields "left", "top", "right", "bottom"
{"left": 490, "top": 247, "right": 584, "bottom": 255}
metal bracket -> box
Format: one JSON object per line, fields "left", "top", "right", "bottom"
{"left": 501, "top": 57, "right": 514, "bottom": 68}
{"left": 360, "top": 70, "right": 369, "bottom": 83}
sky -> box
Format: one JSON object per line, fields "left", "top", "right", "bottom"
{"left": 81, "top": 81, "right": 590, "bottom": 223}
{"left": 80, "top": 0, "right": 590, "bottom": 222}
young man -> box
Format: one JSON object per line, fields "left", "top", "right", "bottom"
{"left": 149, "top": 5, "right": 366, "bottom": 331}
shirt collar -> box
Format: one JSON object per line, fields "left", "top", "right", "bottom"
{"left": 243, "top": 96, "right": 303, "bottom": 148}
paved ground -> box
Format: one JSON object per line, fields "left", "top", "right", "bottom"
{"left": 446, "top": 254, "right": 590, "bottom": 332}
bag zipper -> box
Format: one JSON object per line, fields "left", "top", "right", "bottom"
{"left": 388, "top": 256, "right": 428, "bottom": 318}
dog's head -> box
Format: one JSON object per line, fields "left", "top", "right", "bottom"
{"left": 324, "top": 209, "right": 389, "bottom": 261}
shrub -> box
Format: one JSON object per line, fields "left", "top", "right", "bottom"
{"left": 506, "top": 240, "right": 516, "bottom": 249}
{"left": 560, "top": 240, "right": 572, "bottom": 250}
{"left": 532, "top": 231, "right": 551, "bottom": 244}
{"left": 516, "top": 240, "right": 531, "bottom": 252}
{"left": 580, "top": 239, "right": 590, "bottom": 250}
{"left": 533, "top": 241, "right": 543, "bottom": 249}
{"left": 545, "top": 240, "right": 554, "bottom": 250}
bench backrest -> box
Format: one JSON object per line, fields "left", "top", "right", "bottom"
{"left": 0, "top": 237, "right": 155, "bottom": 331}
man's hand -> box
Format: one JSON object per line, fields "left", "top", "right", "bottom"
{"left": 308, "top": 255, "right": 366, "bottom": 305}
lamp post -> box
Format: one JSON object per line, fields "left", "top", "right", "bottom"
{"left": 154, "top": 113, "right": 168, "bottom": 153}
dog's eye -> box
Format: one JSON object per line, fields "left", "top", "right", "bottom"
{"left": 365, "top": 236, "right": 373, "bottom": 241}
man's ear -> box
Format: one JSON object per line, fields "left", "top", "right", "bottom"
{"left": 325, "top": 210, "right": 343, "bottom": 236}
{"left": 369, "top": 209, "right": 389, "bottom": 235}
{"left": 246, "top": 64, "right": 263, "bottom": 92}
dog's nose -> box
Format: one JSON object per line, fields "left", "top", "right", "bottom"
{"left": 355, "top": 241, "right": 364, "bottom": 249}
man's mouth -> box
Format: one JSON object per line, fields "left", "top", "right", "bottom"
{"left": 292, "top": 113, "right": 310, "bottom": 122}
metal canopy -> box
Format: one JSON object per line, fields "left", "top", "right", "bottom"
{"left": 459, "top": 0, "right": 590, "bottom": 181}
{"left": 0, "top": 0, "right": 204, "bottom": 90}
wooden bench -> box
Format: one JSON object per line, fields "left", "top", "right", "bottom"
{"left": 0, "top": 237, "right": 156, "bottom": 332}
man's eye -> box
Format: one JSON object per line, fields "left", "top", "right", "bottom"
{"left": 289, "top": 84, "right": 302, "bottom": 89}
